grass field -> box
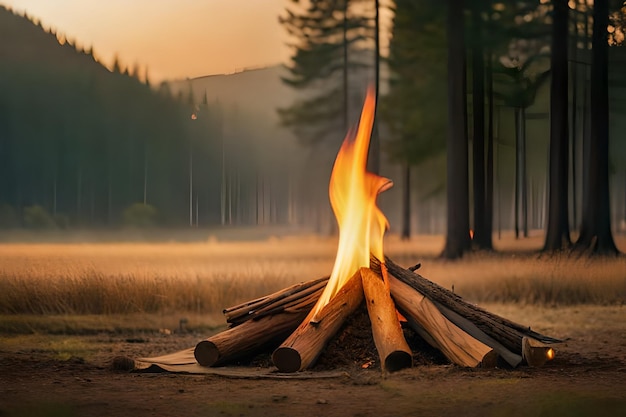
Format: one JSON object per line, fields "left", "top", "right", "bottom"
{"left": 0, "top": 231, "right": 624, "bottom": 334}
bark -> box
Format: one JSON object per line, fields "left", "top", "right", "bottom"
{"left": 543, "top": 0, "right": 571, "bottom": 251}
{"left": 361, "top": 268, "right": 412, "bottom": 372}
{"left": 442, "top": 0, "right": 471, "bottom": 259}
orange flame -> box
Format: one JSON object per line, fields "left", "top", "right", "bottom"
{"left": 311, "top": 86, "right": 392, "bottom": 321}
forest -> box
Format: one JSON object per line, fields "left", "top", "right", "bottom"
{"left": 0, "top": 1, "right": 625, "bottom": 257}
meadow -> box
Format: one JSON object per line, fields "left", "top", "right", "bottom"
{"left": 0, "top": 230, "right": 625, "bottom": 334}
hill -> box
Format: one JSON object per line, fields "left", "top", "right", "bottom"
{"left": 0, "top": 6, "right": 194, "bottom": 227}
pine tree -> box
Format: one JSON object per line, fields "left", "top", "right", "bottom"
{"left": 278, "top": 0, "right": 372, "bottom": 146}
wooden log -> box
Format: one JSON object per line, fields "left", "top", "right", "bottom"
{"left": 194, "top": 309, "right": 310, "bottom": 366}
{"left": 522, "top": 336, "right": 556, "bottom": 367}
{"left": 272, "top": 270, "right": 364, "bottom": 372}
{"left": 434, "top": 301, "right": 522, "bottom": 368}
{"left": 361, "top": 267, "right": 412, "bottom": 372}
{"left": 388, "top": 274, "right": 498, "bottom": 368}
{"left": 224, "top": 277, "right": 328, "bottom": 325}
{"left": 375, "top": 256, "right": 562, "bottom": 355}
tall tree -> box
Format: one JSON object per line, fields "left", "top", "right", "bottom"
{"left": 278, "top": 0, "right": 371, "bottom": 145}
{"left": 574, "top": 0, "right": 620, "bottom": 255}
{"left": 380, "top": 0, "right": 447, "bottom": 240}
{"left": 470, "top": 0, "right": 491, "bottom": 250}
{"left": 369, "top": 0, "right": 381, "bottom": 174}
{"left": 442, "top": 0, "right": 471, "bottom": 259}
{"left": 543, "top": 0, "right": 571, "bottom": 251}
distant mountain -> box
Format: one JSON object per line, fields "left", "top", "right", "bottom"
{"left": 0, "top": 6, "right": 195, "bottom": 227}
{"left": 169, "top": 66, "right": 295, "bottom": 123}
{"left": 0, "top": 5, "right": 112, "bottom": 82}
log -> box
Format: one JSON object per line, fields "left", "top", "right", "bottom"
{"left": 272, "top": 270, "right": 364, "bottom": 372}
{"left": 434, "top": 301, "right": 522, "bottom": 368}
{"left": 375, "top": 256, "right": 562, "bottom": 355}
{"left": 388, "top": 274, "right": 498, "bottom": 368}
{"left": 194, "top": 309, "right": 310, "bottom": 366}
{"left": 522, "top": 336, "right": 556, "bottom": 367}
{"left": 361, "top": 267, "right": 412, "bottom": 372}
{"left": 223, "top": 277, "right": 328, "bottom": 325}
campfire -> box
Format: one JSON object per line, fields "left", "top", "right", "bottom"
{"left": 140, "top": 87, "right": 561, "bottom": 374}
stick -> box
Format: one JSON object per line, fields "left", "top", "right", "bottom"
{"left": 224, "top": 277, "right": 328, "bottom": 325}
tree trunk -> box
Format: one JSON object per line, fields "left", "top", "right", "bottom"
{"left": 543, "top": 0, "right": 571, "bottom": 251}
{"left": 342, "top": 0, "right": 349, "bottom": 132}
{"left": 514, "top": 107, "right": 528, "bottom": 239}
{"left": 485, "top": 46, "right": 494, "bottom": 249}
{"left": 442, "top": 0, "right": 471, "bottom": 259}
{"left": 369, "top": 0, "right": 381, "bottom": 175}
{"left": 401, "top": 163, "right": 411, "bottom": 240}
{"left": 471, "top": 1, "right": 487, "bottom": 249}
{"left": 574, "top": 0, "right": 619, "bottom": 255}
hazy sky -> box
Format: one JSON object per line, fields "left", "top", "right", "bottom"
{"left": 2, "top": 0, "right": 290, "bottom": 82}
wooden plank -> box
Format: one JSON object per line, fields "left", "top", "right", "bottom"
{"left": 272, "top": 270, "right": 364, "bottom": 372}
{"left": 361, "top": 267, "right": 412, "bottom": 372}
{"left": 388, "top": 275, "right": 497, "bottom": 368}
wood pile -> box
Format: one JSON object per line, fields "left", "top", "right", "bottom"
{"left": 193, "top": 257, "right": 561, "bottom": 372}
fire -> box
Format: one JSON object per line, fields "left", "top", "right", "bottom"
{"left": 311, "top": 86, "right": 392, "bottom": 322}
{"left": 546, "top": 348, "right": 555, "bottom": 361}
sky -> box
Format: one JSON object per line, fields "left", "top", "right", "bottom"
{"left": 2, "top": 0, "right": 291, "bottom": 82}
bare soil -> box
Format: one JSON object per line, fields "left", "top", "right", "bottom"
{"left": 1, "top": 304, "right": 626, "bottom": 417}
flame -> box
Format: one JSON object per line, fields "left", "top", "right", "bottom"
{"left": 311, "top": 86, "right": 392, "bottom": 321}
{"left": 546, "top": 348, "right": 555, "bottom": 361}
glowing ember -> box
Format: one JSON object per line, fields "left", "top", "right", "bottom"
{"left": 310, "top": 86, "right": 392, "bottom": 322}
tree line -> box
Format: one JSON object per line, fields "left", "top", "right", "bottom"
{"left": 0, "top": 5, "right": 226, "bottom": 229}
{"left": 279, "top": 0, "right": 626, "bottom": 257}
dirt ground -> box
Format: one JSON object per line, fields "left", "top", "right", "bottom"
{"left": 1, "top": 304, "right": 626, "bottom": 417}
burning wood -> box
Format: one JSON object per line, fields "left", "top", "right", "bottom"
{"left": 272, "top": 270, "right": 364, "bottom": 372}
{"left": 361, "top": 267, "right": 412, "bottom": 372}
{"left": 187, "top": 85, "right": 561, "bottom": 373}
{"left": 376, "top": 256, "right": 562, "bottom": 366}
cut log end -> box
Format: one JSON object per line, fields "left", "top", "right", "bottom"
{"left": 522, "top": 337, "right": 556, "bottom": 367}
{"left": 272, "top": 347, "right": 302, "bottom": 373}
{"left": 384, "top": 350, "right": 413, "bottom": 372}
{"left": 194, "top": 340, "right": 219, "bottom": 367}
{"left": 479, "top": 349, "right": 500, "bottom": 368}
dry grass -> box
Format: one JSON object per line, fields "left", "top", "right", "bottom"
{"left": 0, "top": 232, "right": 624, "bottom": 318}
